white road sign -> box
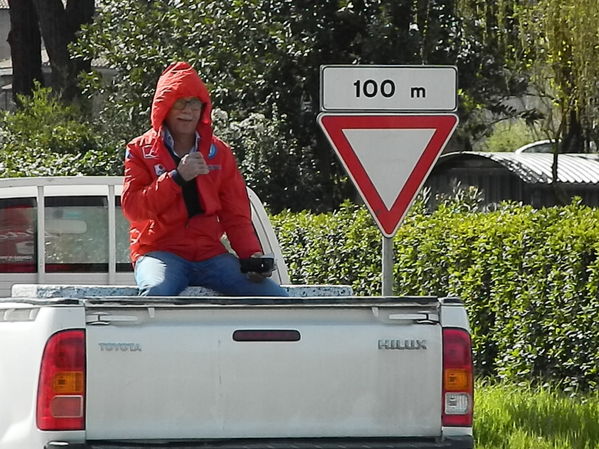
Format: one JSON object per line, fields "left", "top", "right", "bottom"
{"left": 320, "top": 65, "right": 457, "bottom": 112}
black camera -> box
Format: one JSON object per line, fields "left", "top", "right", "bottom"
{"left": 239, "top": 256, "right": 275, "bottom": 274}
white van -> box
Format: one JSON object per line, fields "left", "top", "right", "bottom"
{"left": 0, "top": 176, "right": 289, "bottom": 296}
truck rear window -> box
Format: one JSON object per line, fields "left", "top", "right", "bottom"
{"left": 0, "top": 196, "right": 132, "bottom": 273}
{"left": 0, "top": 198, "right": 36, "bottom": 272}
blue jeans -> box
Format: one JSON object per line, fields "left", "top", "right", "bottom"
{"left": 134, "top": 251, "right": 289, "bottom": 297}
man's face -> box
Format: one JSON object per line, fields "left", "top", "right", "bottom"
{"left": 164, "top": 97, "right": 203, "bottom": 136}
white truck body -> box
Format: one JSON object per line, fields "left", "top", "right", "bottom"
{"left": 0, "top": 177, "right": 474, "bottom": 449}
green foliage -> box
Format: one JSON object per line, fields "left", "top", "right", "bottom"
{"left": 272, "top": 201, "right": 382, "bottom": 291}
{"left": 452, "top": 1, "right": 537, "bottom": 151}
{"left": 475, "top": 119, "right": 538, "bottom": 152}
{"left": 475, "top": 380, "right": 599, "bottom": 448}
{"left": 459, "top": 0, "right": 599, "bottom": 151}
{"left": 271, "top": 200, "right": 599, "bottom": 390}
{"left": 212, "top": 108, "right": 319, "bottom": 212}
{"left": 73, "top": 0, "right": 333, "bottom": 210}
{"left": 0, "top": 85, "right": 122, "bottom": 177}
{"left": 518, "top": 0, "right": 599, "bottom": 143}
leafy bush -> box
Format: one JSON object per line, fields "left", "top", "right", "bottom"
{"left": 213, "top": 108, "right": 320, "bottom": 212}
{"left": 0, "top": 85, "right": 122, "bottom": 177}
{"left": 272, "top": 201, "right": 382, "bottom": 291}
{"left": 271, "top": 200, "right": 599, "bottom": 391}
{"left": 475, "top": 118, "right": 540, "bottom": 152}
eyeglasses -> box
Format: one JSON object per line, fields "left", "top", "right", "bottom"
{"left": 172, "top": 97, "right": 203, "bottom": 111}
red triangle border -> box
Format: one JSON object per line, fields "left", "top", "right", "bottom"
{"left": 318, "top": 114, "right": 458, "bottom": 237}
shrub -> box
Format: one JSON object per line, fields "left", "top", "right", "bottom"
{"left": 475, "top": 118, "right": 539, "bottom": 152}
{"left": 213, "top": 108, "right": 320, "bottom": 213}
{"left": 0, "top": 85, "right": 122, "bottom": 177}
{"left": 272, "top": 201, "right": 382, "bottom": 290}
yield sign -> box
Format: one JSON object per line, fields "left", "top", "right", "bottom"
{"left": 318, "top": 114, "right": 458, "bottom": 237}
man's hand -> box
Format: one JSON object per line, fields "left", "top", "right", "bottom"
{"left": 177, "top": 152, "right": 209, "bottom": 181}
{"left": 246, "top": 252, "right": 273, "bottom": 282}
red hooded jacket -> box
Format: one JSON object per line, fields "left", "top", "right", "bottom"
{"left": 122, "top": 62, "right": 262, "bottom": 263}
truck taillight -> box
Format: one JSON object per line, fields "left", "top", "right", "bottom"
{"left": 37, "top": 329, "right": 86, "bottom": 431}
{"left": 442, "top": 328, "right": 473, "bottom": 427}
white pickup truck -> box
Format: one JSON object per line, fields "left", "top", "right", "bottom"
{"left": 0, "top": 177, "right": 474, "bottom": 449}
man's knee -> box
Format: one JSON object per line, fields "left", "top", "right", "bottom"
{"left": 138, "top": 281, "right": 184, "bottom": 296}
{"left": 135, "top": 252, "right": 189, "bottom": 296}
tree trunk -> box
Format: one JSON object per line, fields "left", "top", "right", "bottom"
{"left": 31, "top": 0, "right": 73, "bottom": 101}
{"left": 65, "top": 0, "right": 95, "bottom": 80}
{"left": 7, "top": 0, "right": 43, "bottom": 104}
{"left": 563, "top": 110, "right": 584, "bottom": 153}
{"left": 31, "top": 0, "right": 95, "bottom": 102}
{"left": 551, "top": 121, "right": 569, "bottom": 206}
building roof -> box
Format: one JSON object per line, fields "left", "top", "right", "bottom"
{"left": 438, "top": 152, "right": 599, "bottom": 185}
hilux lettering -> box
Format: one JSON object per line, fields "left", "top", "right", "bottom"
{"left": 378, "top": 339, "right": 427, "bottom": 350}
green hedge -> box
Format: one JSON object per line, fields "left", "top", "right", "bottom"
{"left": 271, "top": 200, "right": 599, "bottom": 391}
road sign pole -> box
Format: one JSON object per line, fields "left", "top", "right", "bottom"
{"left": 382, "top": 236, "right": 394, "bottom": 296}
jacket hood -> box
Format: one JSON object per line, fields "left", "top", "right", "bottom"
{"left": 150, "top": 62, "right": 213, "bottom": 153}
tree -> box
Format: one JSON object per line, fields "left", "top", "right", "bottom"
{"left": 455, "top": 0, "right": 540, "bottom": 149}
{"left": 76, "top": 0, "right": 501, "bottom": 211}
{"left": 7, "top": 0, "right": 95, "bottom": 103}
{"left": 0, "top": 84, "right": 122, "bottom": 177}
{"left": 458, "top": 0, "right": 599, "bottom": 153}
{"left": 517, "top": 0, "right": 599, "bottom": 153}
{"left": 458, "top": 0, "right": 599, "bottom": 203}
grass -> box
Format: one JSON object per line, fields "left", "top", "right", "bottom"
{"left": 475, "top": 380, "right": 599, "bottom": 449}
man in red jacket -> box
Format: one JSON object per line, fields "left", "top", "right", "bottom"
{"left": 122, "top": 62, "right": 288, "bottom": 297}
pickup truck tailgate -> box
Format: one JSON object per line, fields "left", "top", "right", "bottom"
{"left": 84, "top": 298, "right": 442, "bottom": 440}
